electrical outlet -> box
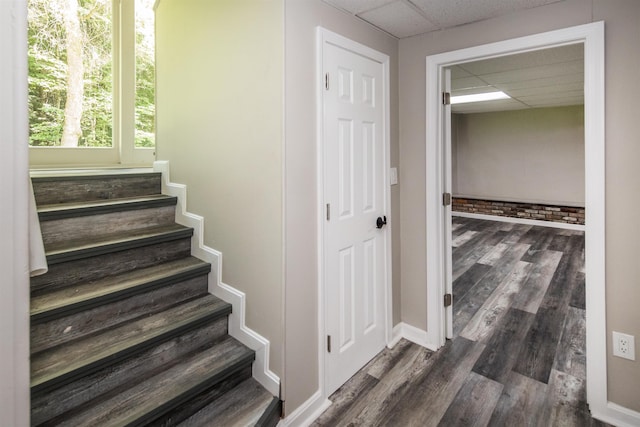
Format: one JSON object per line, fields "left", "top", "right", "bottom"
{"left": 612, "top": 331, "right": 635, "bottom": 361}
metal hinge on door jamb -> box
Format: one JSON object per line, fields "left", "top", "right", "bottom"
{"left": 327, "top": 335, "right": 332, "bottom": 352}
{"left": 443, "top": 192, "right": 451, "bottom": 206}
{"left": 444, "top": 293, "right": 452, "bottom": 307}
{"left": 442, "top": 92, "right": 451, "bottom": 105}
{"left": 325, "top": 73, "right": 330, "bottom": 90}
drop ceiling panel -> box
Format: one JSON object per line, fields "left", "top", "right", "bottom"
{"left": 457, "top": 44, "right": 583, "bottom": 75}
{"left": 410, "top": 0, "right": 564, "bottom": 28}
{"left": 322, "top": 0, "right": 394, "bottom": 14}
{"left": 506, "top": 82, "right": 584, "bottom": 98}
{"left": 452, "top": 99, "right": 528, "bottom": 114}
{"left": 497, "top": 74, "right": 584, "bottom": 91}
{"left": 358, "top": 1, "right": 438, "bottom": 38}
{"left": 451, "top": 76, "right": 490, "bottom": 91}
{"left": 479, "top": 60, "right": 583, "bottom": 85}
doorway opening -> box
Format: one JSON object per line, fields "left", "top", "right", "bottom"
{"left": 425, "top": 22, "right": 605, "bottom": 415}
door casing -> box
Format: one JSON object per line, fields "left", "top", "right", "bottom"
{"left": 316, "top": 27, "right": 393, "bottom": 400}
{"left": 425, "top": 21, "right": 607, "bottom": 419}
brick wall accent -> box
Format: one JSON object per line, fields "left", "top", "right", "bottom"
{"left": 452, "top": 197, "right": 585, "bottom": 225}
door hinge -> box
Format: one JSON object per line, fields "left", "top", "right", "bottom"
{"left": 326, "top": 203, "right": 331, "bottom": 221}
{"left": 443, "top": 92, "right": 451, "bottom": 105}
{"left": 444, "top": 293, "right": 452, "bottom": 307}
{"left": 443, "top": 192, "right": 452, "bottom": 206}
{"left": 325, "top": 73, "right": 330, "bottom": 90}
{"left": 327, "top": 335, "right": 332, "bottom": 352}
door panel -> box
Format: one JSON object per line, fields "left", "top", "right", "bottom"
{"left": 324, "top": 41, "right": 387, "bottom": 395}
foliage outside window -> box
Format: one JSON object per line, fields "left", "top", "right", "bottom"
{"left": 27, "top": 0, "right": 155, "bottom": 149}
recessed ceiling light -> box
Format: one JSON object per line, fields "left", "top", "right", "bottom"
{"left": 451, "top": 91, "right": 510, "bottom": 104}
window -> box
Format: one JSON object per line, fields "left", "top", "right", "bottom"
{"left": 28, "top": 0, "right": 155, "bottom": 166}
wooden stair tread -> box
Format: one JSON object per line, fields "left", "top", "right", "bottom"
{"left": 44, "top": 223, "right": 193, "bottom": 265}
{"left": 37, "top": 194, "right": 177, "bottom": 221}
{"left": 178, "top": 378, "right": 275, "bottom": 427}
{"left": 56, "top": 337, "right": 254, "bottom": 427}
{"left": 31, "top": 257, "right": 210, "bottom": 323}
{"left": 31, "top": 294, "right": 231, "bottom": 393}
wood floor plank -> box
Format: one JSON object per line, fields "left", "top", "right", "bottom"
{"left": 512, "top": 235, "right": 584, "bottom": 383}
{"left": 453, "top": 243, "right": 531, "bottom": 337}
{"left": 378, "top": 337, "right": 485, "bottom": 427}
{"left": 488, "top": 371, "right": 550, "bottom": 427}
{"left": 342, "top": 344, "right": 438, "bottom": 426}
{"left": 552, "top": 306, "right": 586, "bottom": 380}
{"left": 569, "top": 271, "right": 586, "bottom": 310}
{"left": 544, "top": 369, "right": 598, "bottom": 427}
{"left": 452, "top": 230, "right": 479, "bottom": 247}
{"left": 471, "top": 307, "right": 535, "bottom": 384}
{"left": 520, "top": 227, "right": 557, "bottom": 263}
{"left": 511, "top": 250, "right": 563, "bottom": 314}
{"left": 437, "top": 371, "right": 503, "bottom": 427}
{"left": 311, "top": 369, "right": 379, "bottom": 426}
{"left": 477, "top": 243, "right": 509, "bottom": 266}
{"left": 460, "top": 261, "right": 533, "bottom": 343}
{"left": 452, "top": 263, "right": 492, "bottom": 303}
{"left": 365, "top": 338, "right": 413, "bottom": 380}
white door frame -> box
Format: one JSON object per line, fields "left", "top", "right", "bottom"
{"left": 316, "top": 27, "right": 392, "bottom": 400}
{"left": 425, "top": 22, "right": 615, "bottom": 422}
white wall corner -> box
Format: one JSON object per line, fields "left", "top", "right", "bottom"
{"left": 397, "top": 322, "right": 439, "bottom": 352}
{"left": 153, "top": 161, "right": 280, "bottom": 397}
{"left": 280, "top": 390, "right": 331, "bottom": 427}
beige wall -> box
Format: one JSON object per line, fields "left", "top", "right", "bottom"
{"left": 399, "top": 0, "right": 640, "bottom": 412}
{"left": 155, "top": 0, "right": 285, "bottom": 379}
{"left": 452, "top": 106, "right": 585, "bottom": 206}
{"left": 284, "top": 0, "right": 399, "bottom": 414}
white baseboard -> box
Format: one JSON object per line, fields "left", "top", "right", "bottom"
{"left": 453, "top": 211, "right": 586, "bottom": 231}
{"left": 154, "top": 161, "right": 280, "bottom": 397}
{"left": 591, "top": 401, "right": 640, "bottom": 427}
{"left": 280, "top": 390, "right": 331, "bottom": 427}
{"left": 389, "top": 322, "right": 438, "bottom": 352}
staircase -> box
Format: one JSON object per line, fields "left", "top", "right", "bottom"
{"left": 30, "top": 171, "right": 281, "bottom": 427}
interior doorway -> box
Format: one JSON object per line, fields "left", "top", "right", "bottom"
{"left": 425, "top": 22, "right": 606, "bottom": 415}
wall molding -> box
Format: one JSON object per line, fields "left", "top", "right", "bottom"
{"left": 279, "top": 390, "right": 331, "bottom": 427}
{"left": 453, "top": 211, "right": 586, "bottom": 231}
{"left": 153, "top": 161, "right": 280, "bottom": 397}
{"left": 592, "top": 402, "right": 640, "bottom": 427}
{"left": 390, "top": 322, "right": 438, "bottom": 351}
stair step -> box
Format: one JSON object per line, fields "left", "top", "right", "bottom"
{"left": 31, "top": 259, "right": 211, "bottom": 353}
{"left": 45, "top": 223, "right": 193, "bottom": 265}
{"left": 50, "top": 337, "right": 254, "bottom": 427}
{"left": 177, "top": 378, "right": 278, "bottom": 427}
{"left": 31, "top": 295, "right": 232, "bottom": 395}
{"left": 31, "top": 318, "right": 231, "bottom": 425}
{"left": 37, "top": 195, "right": 177, "bottom": 221}
{"left": 31, "top": 257, "right": 210, "bottom": 323}
{"left": 31, "top": 238, "right": 192, "bottom": 295}
{"left": 32, "top": 172, "right": 161, "bottom": 205}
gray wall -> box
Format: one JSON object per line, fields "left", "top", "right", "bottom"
{"left": 155, "top": 0, "right": 285, "bottom": 379}
{"left": 399, "top": 0, "right": 640, "bottom": 411}
{"left": 452, "top": 106, "right": 585, "bottom": 206}
{"left": 284, "top": 0, "right": 399, "bottom": 414}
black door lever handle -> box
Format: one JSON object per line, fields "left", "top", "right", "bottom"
{"left": 376, "top": 216, "right": 387, "bottom": 229}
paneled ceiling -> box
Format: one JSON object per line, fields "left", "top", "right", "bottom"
{"left": 450, "top": 44, "right": 584, "bottom": 113}
{"left": 322, "top": 0, "right": 565, "bottom": 38}
{"left": 322, "top": 0, "right": 583, "bottom": 114}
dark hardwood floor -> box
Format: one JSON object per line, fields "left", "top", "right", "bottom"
{"left": 313, "top": 217, "right": 609, "bottom": 427}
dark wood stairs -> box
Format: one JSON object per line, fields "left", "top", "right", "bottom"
{"left": 30, "top": 172, "right": 281, "bottom": 427}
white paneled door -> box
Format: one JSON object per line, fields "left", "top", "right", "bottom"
{"left": 322, "top": 35, "right": 389, "bottom": 396}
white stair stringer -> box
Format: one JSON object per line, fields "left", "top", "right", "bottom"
{"left": 153, "top": 161, "right": 280, "bottom": 397}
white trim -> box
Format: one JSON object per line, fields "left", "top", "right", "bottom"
{"left": 452, "top": 211, "right": 586, "bottom": 231}
{"left": 591, "top": 402, "right": 640, "bottom": 427}
{"left": 279, "top": 390, "right": 331, "bottom": 427}
{"left": 316, "top": 26, "right": 392, "bottom": 401}
{"left": 391, "top": 322, "right": 439, "bottom": 351}
{"left": 0, "top": 0, "right": 31, "bottom": 424}
{"left": 153, "top": 161, "right": 280, "bottom": 397}
{"left": 426, "top": 21, "right": 619, "bottom": 423}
